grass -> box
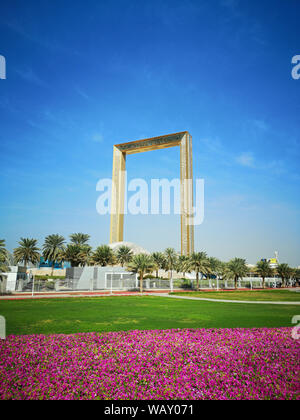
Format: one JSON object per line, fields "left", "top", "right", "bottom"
{"left": 171, "top": 289, "right": 300, "bottom": 302}
{"left": 0, "top": 296, "right": 299, "bottom": 336}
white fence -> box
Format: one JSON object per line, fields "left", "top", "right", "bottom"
{"left": 13, "top": 272, "right": 297, "bottom": 293}
{"left": 187, "top": 277, "right": 286, "bottom": 290}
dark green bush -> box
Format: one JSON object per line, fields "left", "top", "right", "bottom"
{"left": 35, "top": 275, "right": 65, "bottom": 280}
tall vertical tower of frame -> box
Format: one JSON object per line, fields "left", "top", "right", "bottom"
{"left": 110, "top": 131, "right": 194, "bottom": 255}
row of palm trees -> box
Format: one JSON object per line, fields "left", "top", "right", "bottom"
{"left": 131, "top": 251, "right": 300, "bottom": 291}
{"left": 0, "top": 235, "right": 299, "bottom": 292}
{"left": 0, "top": 239, "right": 9, "bottom": 275}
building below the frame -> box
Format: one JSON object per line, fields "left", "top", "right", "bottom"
{"left": 0, "top": 266, "right": 27, "bottom": 293}
{"left": 63, "top": 266, "right": 138, "bottom": 291}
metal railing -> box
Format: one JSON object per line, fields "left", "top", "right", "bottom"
{"left": 15, "top": 276, "right": 297, "bottom": 293}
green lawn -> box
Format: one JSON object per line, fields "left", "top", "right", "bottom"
{"left": 171, "top": 290, "right": 300, "bottom": 302}
{"left": 0, "top": 296, "right": 299, "bottom": 335}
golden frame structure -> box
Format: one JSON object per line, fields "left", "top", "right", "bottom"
{"left": 110, "top": 131, "right": 194, "bottom": 255}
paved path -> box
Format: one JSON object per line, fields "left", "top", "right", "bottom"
{"left": 154, "top": 293, "right": 300, "bottom": 305}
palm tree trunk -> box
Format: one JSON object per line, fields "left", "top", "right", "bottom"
{"left": 156, "top": 269, "right": 158, "bottom": 279}
{"left": 196, "top": 271, "right": 199, "bottom": 291}
{"left": 235, "top": 276, "right": 238, "bottom": 290}
{"left": 262, "top": 277, "right": 265, "bottom": 289}
{"left": 51, "top": 262, "right": 55, "bottom": 277}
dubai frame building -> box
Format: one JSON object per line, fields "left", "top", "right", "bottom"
{"left": 110, "top": 131, "right": 194, "bottom": 256}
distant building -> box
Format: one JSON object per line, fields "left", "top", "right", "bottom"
{"left": 260, "top": 252, "right": 279, "bottom": 269}
{"left": 39, "top": 257, "right": 71, "bottom": 269}
{"left": 1, "top": 266, "right": 27, "bottom": 292}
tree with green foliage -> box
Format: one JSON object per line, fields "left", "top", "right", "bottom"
{"left": 256, "top": 260, "right": 274, "bottom": 289}
{"left": 126, "top": 254, "right": 155, "bottom": 293}
{"left": 186, "top": 252, "right": 211, "bottom": 291}
{"left": 207, "top": 257, "right": 226, "bottom": 289}
{"left": 177, "top": 255, "right": 189, "bottom": 278}
{"left": 218, "top": 261, "right": 229, "bottom": 284}
{"left": 291, "top": 269, "right": 300, "bottom": 287}
{"left": 69, "top": 233, "right": 90, "bottom": 246}
{"left": 208, "top": 257, "right": 223, "bottom": 278}
{"left": 14, "top": 238, "right": 40, "bottom": 268}
{"left": 0, "top": 240, "right": 10, "bottom": 291}
{"left": 60, "top": 244, "right": 83, "bottom": 267}
{"left": 277, "top": 264, "right": 292, "bottom": 288}
{"left": 0, "top": 256, "right": 8, "bottom": 273}
{"left": 5, "top": 250, "right": 15, "bottom": 266}
{"left": 61, "top": 243, "right": 93, "bottom": 267}
{"left": 0, "top": 239, "right": 6, "bottom": 258}
{"left": 164, "top": 248, "right": 178, "bottom": 279}
{"left": 42, "top": 234, "right": 66, "bottom": 275}
{"left": 91, "top": 245, "right": 116, "bottom": 267}
{"left": 78, "top": 245, "right": 93, "bottom": 266}
{"left": 116, "top": 246, "right": 133, "bottom": 267}
{"left": 293, "top": 269, "right": 300, "bottom": 281}
{"left": 151, "top": 252, "right": 166, "bottom": 278}
{"left": 226, "top": 258, "right": 248, "bottom": 290}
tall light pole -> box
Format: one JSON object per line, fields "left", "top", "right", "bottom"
{"left": 30, "top": 270, "right": 35, "bottom": 298}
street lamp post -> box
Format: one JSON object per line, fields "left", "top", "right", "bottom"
{"left": 30, "top": 271, "right": 35, "bottom": 298}
{"left": 110, "top": 265, "right": 114, "bottom": 296}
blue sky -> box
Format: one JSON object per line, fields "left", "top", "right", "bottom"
{"left": 0, "top": 0, "right": 299, "bottom": 265}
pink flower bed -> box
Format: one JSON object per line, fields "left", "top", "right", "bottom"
{"left": 0, "top": 328, "right": 299, "bottom": 400}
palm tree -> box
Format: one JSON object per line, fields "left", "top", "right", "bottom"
{"left": 13, "top": 238, "right": 40, "bottom": 268}
{"left": 178, "top": 255, "right": 189, "bottom": 278}
{"left": 78, "top": 245, "right": 93, "bottom": 266}
{"left": 0, "top": 257, "right": 8, "bottom": 273}
{"left": 116, "top": 246, "right": 133, "bottom": 267}
{"left": 207, "top": 257, "right": 225, "bottom": 288}
{"left": 256, "top": 260, "right": 274, "bottom": 289}
{"left": 164, "top": 248, "right": 177, "bottom": 279}
{"left": 70, "top": 233, "right": 90, "bottom": 245}
{"left": 61, "top": 243, "right": 93, "bottom": 267}
{"left": 277, "top": 263, "right": 292, "bottom": 288}
{"left": 0, "top": 239, "right": 6, "bottom": 258}
{"left": 208, "top": 257, "right": 222, "bottom": 278}
{"left": 291, "top": 269, "right": 300, "bottom": 287}
{"left": 61, "top": 244, "right": 83, "bottom": 267}
{"left": 42, "top": 234, "right": 66, "bottom": 275}
{"left": 226, "top": 258, "right": 248, "bottom": 290}
{"left": 0, "top": 240, "right": 9, "bottom": 286}
{"left": 91, "top": 245, "right": 116, "bottom": 267}
{"left": 151, "top": 252, "right": 166, "bottom": 278}
{"left": 126, "top": 254, "right": 155, "bottom": 293}
{"left": 186, "top": 252, "right": 211, "bottom": 290}
{"left": 5, "top": 251, "right": 15, "bottom": 266}
{"left": 293, "top": 269, "right": 300, "bottom": 281}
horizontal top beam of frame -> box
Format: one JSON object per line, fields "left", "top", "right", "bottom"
{"left": 114, "top": 131, "right": 188, "bottom": 155}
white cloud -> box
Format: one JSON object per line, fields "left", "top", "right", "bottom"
{"left": 253, "top": 119, "right": 269, "bottom": 131}
{"left": 236, "top": 152, "right": 255, "bottom": 168}
{"left": 74, "top": 86, "right": 90, "bottom": 100}
{"left": 92, "top": 133, "right": 104, "bottom": 143}
{"left": 221, "top": 0, "right": 240, "bottom": 9}
{"left": 15, "top": 67, "right": 48, "bottom": 87}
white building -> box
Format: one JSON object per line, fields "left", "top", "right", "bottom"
{"left": 0, "top": 266, "right": 27, "bottom": 292}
